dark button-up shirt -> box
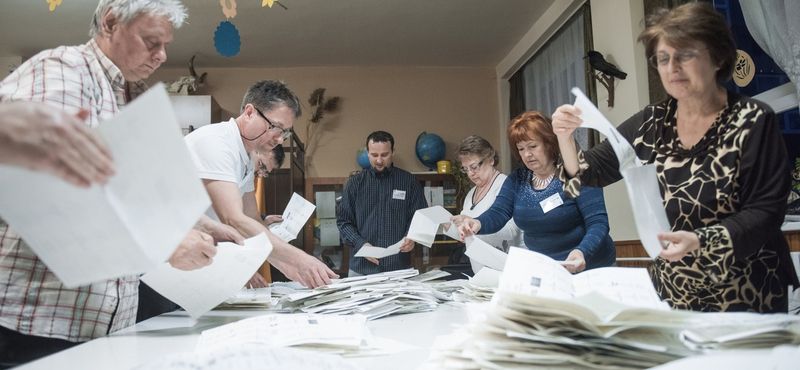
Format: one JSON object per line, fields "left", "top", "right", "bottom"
{"left": 337, "top": 165, "right": 427, "bottom": 274}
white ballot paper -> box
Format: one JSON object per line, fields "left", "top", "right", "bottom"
{"left": 0, "top": 85, "right": 210, "bottom": 287}
{"left": 268, "top": 192, "right": 315, "bottom": 242}
{"left": 499, "top": 247, "right": 667, "bottom": 311}
{"left": 354, "top": 239, "right": 404, "bottom": 259}
{"left": 195, "top": 313, "right": 366, "bottom": 353}
{"left": 464, "top": 236, "right": 509, "bottom": 271}
{"left": 571, "top": 87, "right": 671, "bottom": 259}
{"left": 406, "top": 206, "right": 460, "bottom": 247}
{"left": 141, "top": 233, "right": 273, "bottom": 319}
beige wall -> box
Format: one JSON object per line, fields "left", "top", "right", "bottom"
{"left": 147, "top": 67, "right": 500, "bottom": 178}
{"left": 495, "top": 0, "right": 648, "bottom": 241}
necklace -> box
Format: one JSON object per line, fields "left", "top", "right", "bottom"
{"left": 470, "top": 170, "right": 499, "bottom": 210}
{"left": 532, "top": 172, "right": 554, "bottom": 189}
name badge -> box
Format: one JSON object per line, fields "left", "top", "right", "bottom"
{"left": 392, "top": 190, "right": 406, "bottom": 200}
{"left": 539, "top": 193, "right": 563, "bottom": 214}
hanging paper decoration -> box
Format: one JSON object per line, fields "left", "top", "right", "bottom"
{"left": 214, "top": 21, "right": 241, "bottom": 57}
{"left": 46, "top": 0, "right": 62, "bottom": 11}
{"left": 220, "top": 0, "right": 237, "bottom": 19}
{"left": 262, "top": 0, "right": 274, "bottom": 7}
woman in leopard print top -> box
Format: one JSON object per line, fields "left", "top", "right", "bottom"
{"left": 551, "top": 2, "right": 798, "bottom": 313}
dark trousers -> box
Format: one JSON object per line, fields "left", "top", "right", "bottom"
{"left": 136, "top": 281, "right": 180, "bottom": 323}
{"left": 0, "top": 325, "right": 79, "bottom": 369}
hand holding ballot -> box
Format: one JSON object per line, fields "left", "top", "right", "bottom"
{"left": 167, "top": 229, "right": 217, "bottom": 271}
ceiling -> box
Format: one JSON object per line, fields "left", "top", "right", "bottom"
{"left": 0, "top": 0, "right": 555, "bottom": 69}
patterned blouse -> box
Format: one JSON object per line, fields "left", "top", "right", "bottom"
{"left": 561, "top": 91, "right": 798, "bottom": 313}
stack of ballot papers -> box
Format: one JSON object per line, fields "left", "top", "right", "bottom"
{"left": 215, "top": 287, "right": 278, "bottom": 310}
{"left": 275, "top": 269, "right": 440, "bottom": 320}
{"left": 420, "top": 248, "right": 800, "bottom": 369}
{"left": 194, "top": 314, "right": 416, "bottom": 357}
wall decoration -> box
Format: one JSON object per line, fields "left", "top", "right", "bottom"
{"left": 220, "top": 0, "right": 237, "bottom": 19}
{"left": 214, "top": 21, "right": 241, "bottom": 57}
{"left": 46, "top": 0, "right": 62, "bottom": 11}
{"left": 305, "top": 88, "right": 340, "bottom": 170}
{"left": 262, "top": 0, "right": 288, "bottom": 10}
{"left": 733, "top": 49, "right": 755, "bottom": 88}
{"left": 585, "top": 50, "right": 627, "bottom": 108}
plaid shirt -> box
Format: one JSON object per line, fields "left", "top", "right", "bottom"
{"left": 0, "top": 40, "right": 147, "bottom": 342}
{"left": 337, "top": 166, "right": 427, "bottom": 275}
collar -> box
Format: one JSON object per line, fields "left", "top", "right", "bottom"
{"left": 87, "top": 39, "right": 148, "bottom": 98}
{"left": 369, "top": 164, "right": 395, "bottom": 179}
{"left": 228, "top": 118, "right": 253, "bottom": 172}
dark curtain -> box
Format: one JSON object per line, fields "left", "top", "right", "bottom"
{"left": 509, "top": 71, "right": 526, "bottom": 123}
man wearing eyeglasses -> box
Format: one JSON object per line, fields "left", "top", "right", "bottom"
{"left": 185, "top": 80, "right": 338, "bottom": 289}
{"left": 337, "top": 131, "right": 427, "bottom": 276}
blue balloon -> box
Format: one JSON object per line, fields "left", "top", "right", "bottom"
{"left": 356, "top": 146, "right": 370, "bottom": 169}
{"left": 415, "top": 132, "right": 446, "bottom": 169}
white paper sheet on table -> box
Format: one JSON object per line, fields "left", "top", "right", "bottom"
{"left": 141, "top": 233, "right": 273, "bottom": 319}
{"left": 268, "top": 193, "right": 315, "bottom": 242}
{"left": 406, "top": 206, "right": 459, "bottom": 247}
{"left": 0, "top": 85, "right": 210, "bottom": 288}
{"left": 571, "top": 87, "right": 670, "bottom": 259}
{"left": 195, "top": 314, "right": 367, "bottom": 353}
{"left": 464, "top": 237, "right": 508, "bottom": 271}
{"left": 354, "top": 239, "right": 404, "bottom": 259}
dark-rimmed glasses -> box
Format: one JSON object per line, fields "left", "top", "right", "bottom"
{"left": 254, "top": 107, "right": 294, "bottom": 139}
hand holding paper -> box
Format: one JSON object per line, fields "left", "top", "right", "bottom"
{"left": 268, "top": 193, "right": 315, "bottom": 242}
{"left": 354, "top": 240, "right": 404, "bottom": 259}
{"left": 559, "top": 88, "right": 672, "bottom": 259}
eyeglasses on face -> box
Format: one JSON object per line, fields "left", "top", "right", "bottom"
{"left": 460, "top": 159, "right": 485, "bottom": 174}
{"left": 254, "top": 107, "right": 294, "bottom": 139}
{"left": 648, "top": 48, "right": 706, "bottom": 68}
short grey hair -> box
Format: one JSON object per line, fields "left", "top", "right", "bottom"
{"left": 240, "top": 80, "right": 302, "bottom": 118}
{"left": 455, "top": 135, "right": 498, "bottom": 167}
{"left": 90, "top": 0, "right": 188, "bottom": 38}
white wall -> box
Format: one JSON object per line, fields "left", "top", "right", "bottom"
{"left": 495, "top": 0, "right": 648, "bottom": 241}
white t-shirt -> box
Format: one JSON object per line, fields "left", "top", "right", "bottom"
{"left": 185, "top": 118, "right": 255, "bottom": 221}
{"left": 461, "top": 173, "right": 522, "bottom": 273}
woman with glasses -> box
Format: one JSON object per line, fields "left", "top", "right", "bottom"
{"left": 552, "top": 3, "right": 798, "bottom": 312}
{"left": 457, "top": 112, "right": 616, "bottom": 273}
{"left": 450, "top": 135, "right": 522, "bottom": 274}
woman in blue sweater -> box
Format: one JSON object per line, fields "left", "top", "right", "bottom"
{"left": 457, "top": 111, "right": 615, "bottom": 273}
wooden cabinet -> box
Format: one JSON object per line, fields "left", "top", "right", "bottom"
{"left": 302, "top": 173, "right": 463, "bottom": 277}
{"left": 303, "top": 177, "right": 350, "bottom": 276}
{"left": 256, "top": 135, "right": 306, "bottom": 282}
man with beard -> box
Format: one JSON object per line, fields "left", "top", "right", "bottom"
{"left": 337, "top": 131, "right": 427, "bottom": 276}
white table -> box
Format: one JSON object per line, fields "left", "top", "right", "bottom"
{"left": 15, "top": 302, "right": 468, "bottom": 370}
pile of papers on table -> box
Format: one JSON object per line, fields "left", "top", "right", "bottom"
{"left": 279, "top": 269, "right": 440, "bottom": 320}
{"left": 421, "top": 248, "right": 800, "bottom": 369}
{"left": 215, "top": 287, "right": 278, "bottom": 310}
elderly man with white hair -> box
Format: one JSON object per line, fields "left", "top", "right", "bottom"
{"left": 0, "top": 1, "right": 242, "bottom": 367}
